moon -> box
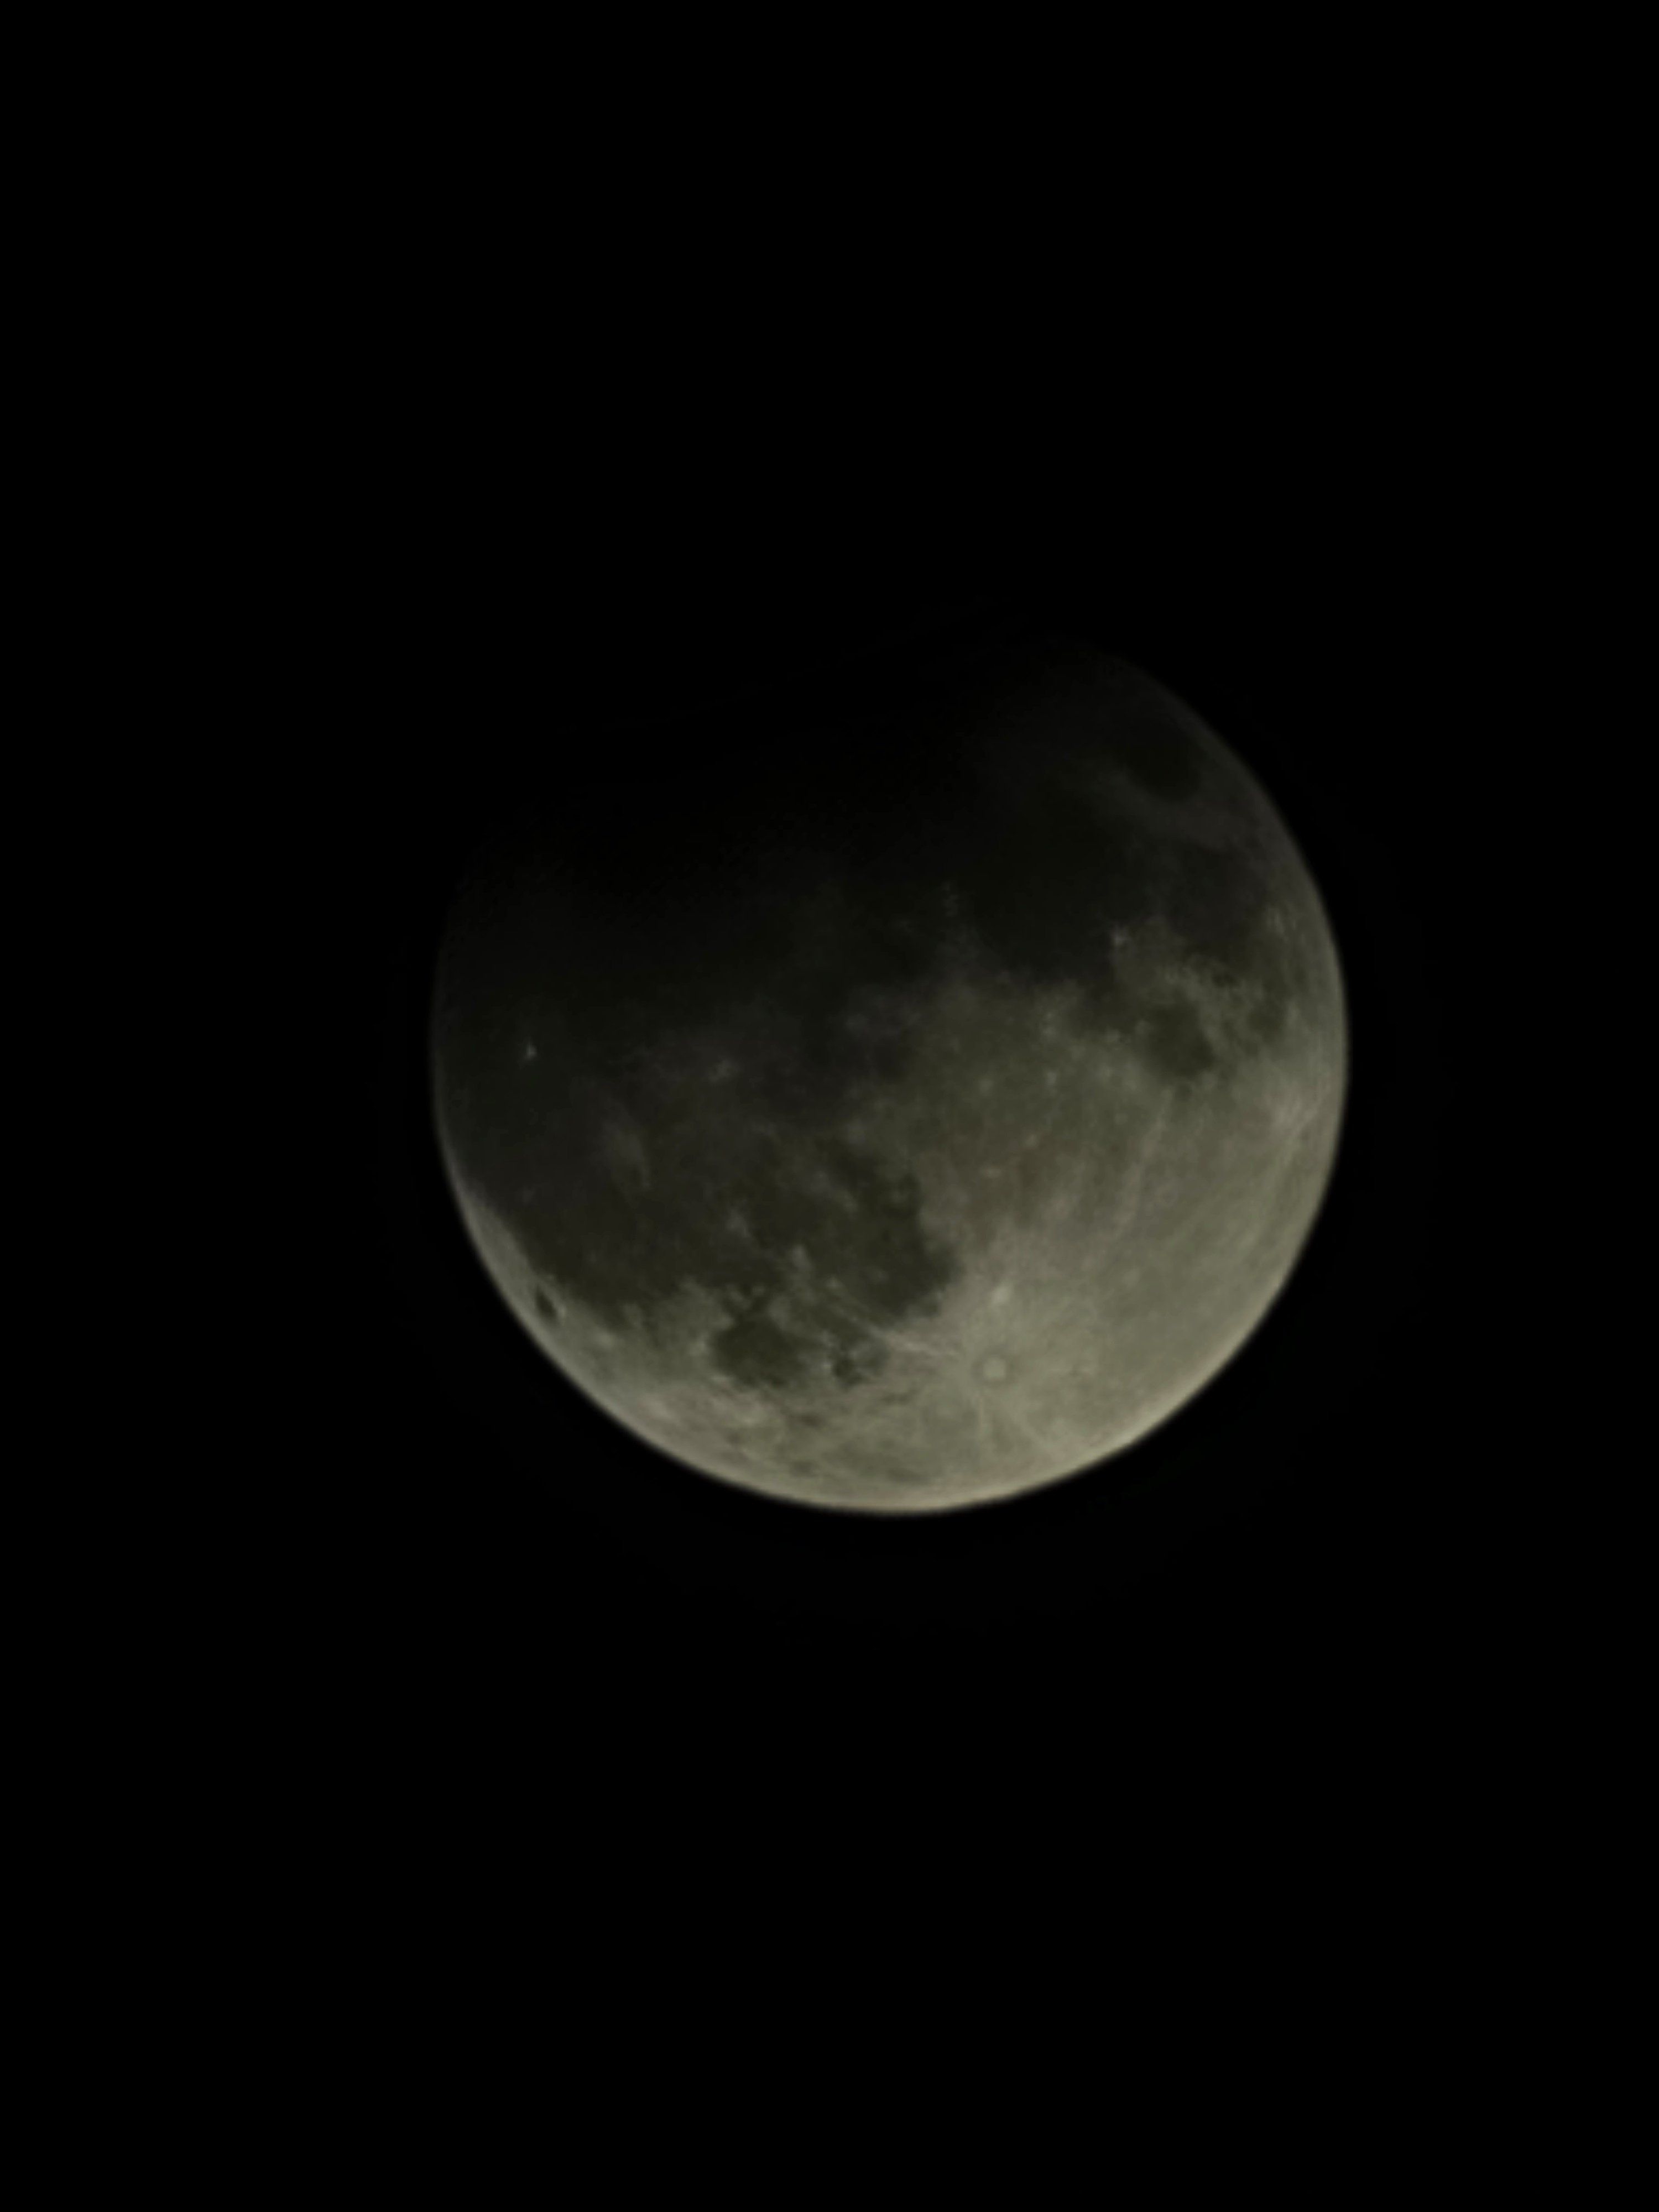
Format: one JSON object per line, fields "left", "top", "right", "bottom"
{"left": 430, "top": 633, "right": 1347, "bottom": 1512}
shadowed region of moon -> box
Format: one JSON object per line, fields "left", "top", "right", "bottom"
{"left": 430, "top": 633, "right": 1347, "bottom": 1513}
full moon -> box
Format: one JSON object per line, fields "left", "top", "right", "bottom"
{"left": 430, "top": 633, "right": 1347, "bottom": 1512}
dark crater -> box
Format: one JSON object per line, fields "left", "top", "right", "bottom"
{"left": 1090, "top": 675, "right": 1208, "bottom": 801}
{"left": 708, "top": 1307, "right": 816, "bottom": 1392}
{"left": 1135, "top": 1000, "right": 1222, "bottom": 1085}
{"left": 827, "top": 1337, "right": 889, "bottom": 1389}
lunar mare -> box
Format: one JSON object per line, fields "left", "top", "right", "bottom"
{"left": 431, "top": 639, "right": 1347, "bottom": 1512}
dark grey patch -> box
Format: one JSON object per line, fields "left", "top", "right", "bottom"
{"left": 952, "top": 792, "right": 1165, "bottom": 1005}
{"left": 997, "top": 646, "right": 1207, "bottom": 802}
{"left": 828, "top": 1337, "right": 889, "bottom": 1388}
{"left": 1136, "top": 1001, "right": 1220, "bottom": 1084}
{"left": 709, "top": 1307, "right": 815, "bottom": 1391}
{"left": 1097, "top": 691, "right": 1207, "bottom": 802}
{"left": 450, "top": 1007, "right": 966, "bottom": 1382}
{"left": 532, "top": 1285, "right": 561, "bottom": 1323}
{"left": 1161, "top": 838, "right": 1266, "bottom": 969}
{"left": 1155, "top": 840, "right": 1293, "bottom": 1056}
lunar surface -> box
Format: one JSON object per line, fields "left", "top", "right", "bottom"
{"left": 430, "top": 634, "right": 1347, "bottom": 1512}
